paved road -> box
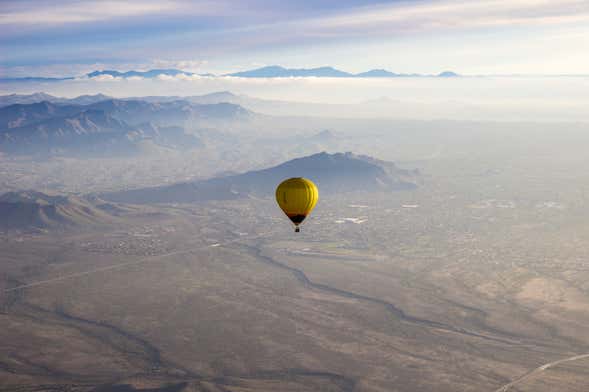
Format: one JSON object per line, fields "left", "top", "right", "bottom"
{"left": 494, "top": 353, "right": 589, "bottom": 392}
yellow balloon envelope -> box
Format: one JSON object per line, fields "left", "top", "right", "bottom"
{"left": 275, "top": 177, "right": 318, "bottom": 232}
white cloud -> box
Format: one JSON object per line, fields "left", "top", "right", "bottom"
{"left": 89, "top": 74, "right": 122, "bottom": 81}
{"left": 208, "top": 0, "right": 589, "bottom": 45}
{"left": 176, "top": 73, "right": 204, "bottom": 80}
{"left": 295, "top": 0, "right": 589, "bottom": 36}
{"left": 154, "top": 73, "right": 206, "bottom": 81}
{"left": 151, "top": 59, "right": 208, "bottom": 71}
{"left": 0, "top": 0, "right": 181, "bottom": 25}
{"left": 156, "top": 74, "right": 177, "bottom": 81}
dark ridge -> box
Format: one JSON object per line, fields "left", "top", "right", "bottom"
{"left": 102, "top": 152, "right": 420, "bottom": 204}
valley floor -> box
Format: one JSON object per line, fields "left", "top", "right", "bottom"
{"left": 2, "top": 183, "right": 589, "bottom": 391}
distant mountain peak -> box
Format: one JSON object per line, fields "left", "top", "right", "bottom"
{"left": 200, "top": 91, "right": 238, "bottom": 99}
{"left": 76, "top": 93, "right": 111, "bottom": 99}
{"left": 208, "top": 90, "right": 235, "bottom": 96}
{"left": 257, "top": 65, "right": 286, "bottom": 71}
{"left": 228, "top": 65, "right": 352, "bottom": 78}
{"left": 0, "top": 92, "right": 115, "bottom": 107}
{"left": 438, "top": 71, "right": 460, "bottom": 77}
{"left": 27, "top": 92, "right": 55, "bottom": 99}
{"left": 312, "top": 129, "right": 336, "bottom": 140}
{"left": 355, "top": 69, "right": 398, "bottom": 77}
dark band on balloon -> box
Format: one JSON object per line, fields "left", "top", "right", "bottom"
{"left": 288, "top": 214, "right": 307, "bottom": 224}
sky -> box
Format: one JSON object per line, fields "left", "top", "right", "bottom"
{"left": 1, "top": 0, "right": 589, "bottom": 77}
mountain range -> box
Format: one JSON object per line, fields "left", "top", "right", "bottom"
{"left": 0, "top": 93, "right": 116, "bottom": 107}
{"left": 0, "top": 92, "right": 243, "bottom": 108}
{"left": 0, "top": 99, "right": 251, "bottom": 155}
{"left": 227, "top": 66, "right": 458, "bottom": 78}
{"left": 0, "top": 66, "right": 459, "bottom": 82}
{"left": 102, "top": 152, "right": 420, "bottom": 204}
{"left": 0, "top": 191, "right": 123, "bottom": 230}
{"left": 0, "top": 89, "right": 461, "bottom": 123}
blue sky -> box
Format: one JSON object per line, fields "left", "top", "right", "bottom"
{"left": 1, "top": 0, "right": 589, "bottom": 76}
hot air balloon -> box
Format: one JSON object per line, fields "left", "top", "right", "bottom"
{"left": 275, "top": 177, "right": 318, "bottom": 232}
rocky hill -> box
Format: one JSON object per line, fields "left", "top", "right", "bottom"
{"left": 102, "top": 152, "right": 420, "bottom": 204}
{"left": 0, "top": 191, "right": 121, "bottom": 230}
